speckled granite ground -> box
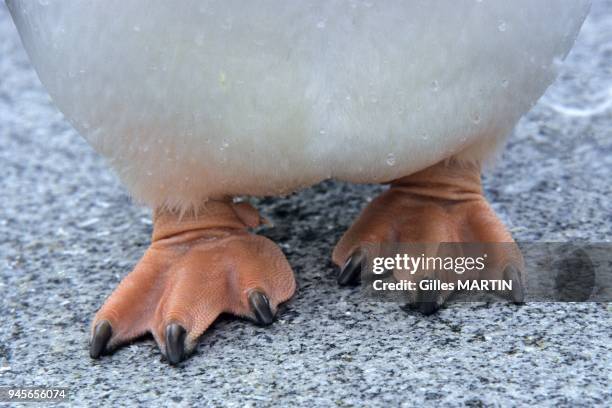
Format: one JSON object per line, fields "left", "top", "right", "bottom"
{"left": 0, "top": 1, "right": 610, "bottom": 407}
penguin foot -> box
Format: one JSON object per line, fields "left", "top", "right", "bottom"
{"left": 333, "top": 160, "right": 525, "bottom": 313}
{"left": 89, "top": 200, "right": 296, "bottom": 365}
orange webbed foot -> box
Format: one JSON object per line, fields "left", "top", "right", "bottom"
{"left": 333, "top": 160, "right": 525, "bottom": 314}
{"left": 89, "top": 200, "right": 296, "bottom": 364}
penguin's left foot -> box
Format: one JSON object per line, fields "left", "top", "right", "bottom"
{"left": 89, "top": 200, "right": 296, "bottom": 365}
{"left": 333, "top": 160, "right": 525, "bottom": 314}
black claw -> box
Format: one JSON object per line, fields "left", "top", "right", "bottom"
{"left": 165, "top": 323, "right": 187, "bottom": 365}
{"left": 338, "top": 250, "right": 365, "bottom": 286}
{"left": 504, "top": 265, "right": 525, "bottom": 304}
{"left": 407, "top": 285, "right": 444, "bottom": 316}
{"left": 90, "top": 320, "right": 112, "bottom": 359}
{"left": 249, "top": 290, "right": 274, "bottom": 326}
{"left": 417, "top": 301, "right": 441, "bottom": 316}
{"left": 411, "top": 296, "right": 443, "bottom": 316}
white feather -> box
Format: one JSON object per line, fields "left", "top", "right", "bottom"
{"left": 8, "top": 0, "right": 590, "bottom": 210}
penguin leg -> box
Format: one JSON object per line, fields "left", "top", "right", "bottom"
{"left": 333, "top": 159, "right": 524, "bottom": 314}
{"left": 89, "top": 199, "right": 296, "bottom": 365}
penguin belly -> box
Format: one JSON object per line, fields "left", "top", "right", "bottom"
{"left": 8, "top": 0, "right": 590, "bottom": 210}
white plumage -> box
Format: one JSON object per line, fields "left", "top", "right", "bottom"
{"left": 8, "top": 0, "right": 590, "bottom": 210}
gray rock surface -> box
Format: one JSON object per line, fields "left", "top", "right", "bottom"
{"left": 0, "top": 1, "right": 610, "bottom": 406}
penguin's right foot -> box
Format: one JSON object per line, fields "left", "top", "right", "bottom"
{"left": 89, "top": 199, "right": 296, "bottom": 365}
